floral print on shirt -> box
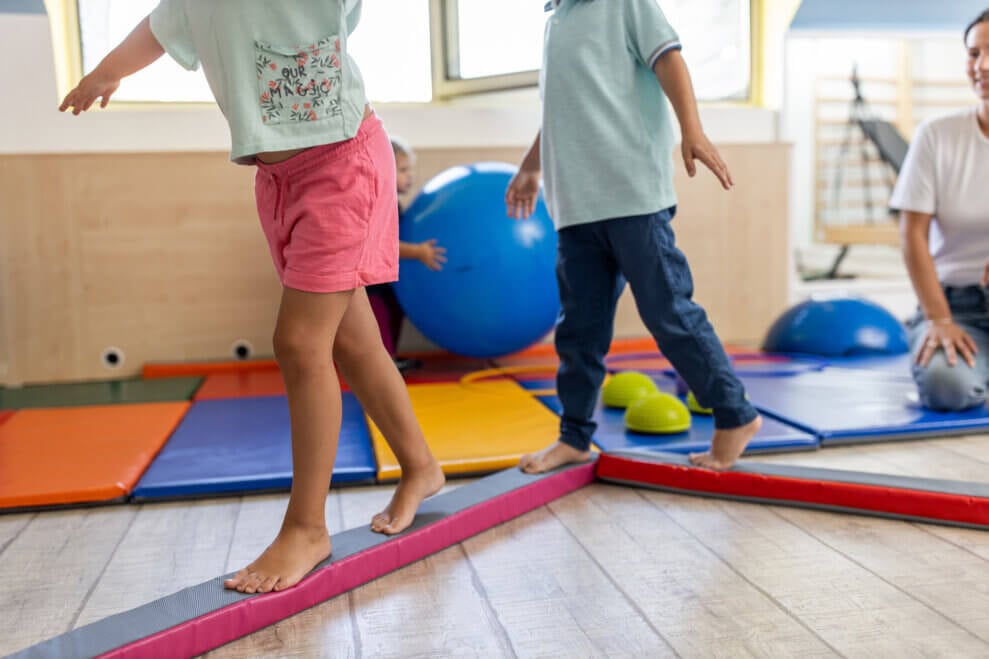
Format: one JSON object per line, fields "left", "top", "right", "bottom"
{"left": 255, "top": 35, "right": 343, "bottom": 125}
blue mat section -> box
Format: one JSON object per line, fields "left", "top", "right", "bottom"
{"left": 516, "top": 378, "right": 817, "bottom": 455}
{"left": 132, "top": 394, "right": 376, "bottom": 499}
{"left": 764, "top": 352, "right": 914, "bottom": 380}
{"left": 739, "top": 368, "right": 989, "bottom": 445}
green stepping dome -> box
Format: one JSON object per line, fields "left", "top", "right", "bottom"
{"left": 624, "top": 392, "right": 692, "bottom": 434}
{"left": 686, "top": 391, "right": 712, "bottom": 415}
{"left": 601, "top": 371, "right": 658, "bottom": 409}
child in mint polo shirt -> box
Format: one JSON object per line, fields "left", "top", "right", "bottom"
{"left": 506, "top": 0, "right": 762, "bottom": 473}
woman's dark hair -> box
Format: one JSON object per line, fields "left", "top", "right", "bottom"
{"left": 964, "top": 9, "right": 989, "bottom": 43}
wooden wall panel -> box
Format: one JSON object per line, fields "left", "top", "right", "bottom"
{"left": 0, "top": 143, "right": 790, "bottom": 385}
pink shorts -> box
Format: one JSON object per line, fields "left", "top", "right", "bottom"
{"left": 254, "top": 114, "right": 399, "bottom": 293}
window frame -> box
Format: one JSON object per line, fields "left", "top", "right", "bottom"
{"left": 429, "top": 0, "right": 540, "bottom": 99}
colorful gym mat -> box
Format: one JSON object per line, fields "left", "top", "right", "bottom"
{"left": 518, "top": 377, "right": 818, "bottom": 455}
{"left": 0, "top": 403, "right": 190, "bottom": 511}
{"left": 0, "top": 410, "right": 12, "bottom": 426}
{"left": 132, "top": 394, "right": 376, "bottom": 500}
{"left": 368, "top": 379, "right": 561, "bottom": 480}
{"left": 739, "top": 367, "right": 989, "bottom": 444}
{"left": 598, "top": 450, "right": 989, "bottom": 530}
{"left": 0, "top": 376, "right": 202, "bottom": 410}
{"left": 15, "top": 462, "right": 596, "bottom": 659}
{"left": 193, "top": 368, "right": 287, "bottom": 401}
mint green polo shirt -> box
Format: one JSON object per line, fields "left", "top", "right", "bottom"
{"left": 540, "top": 0, "right": 681, "bottom": 229}
{"left": 150, "top": 0, "right": 368, "bottom": 164}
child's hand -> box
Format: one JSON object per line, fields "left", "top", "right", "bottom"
{"left": 505, "top": 169, "right": 540, "bottom": 220}
{"left": 416, "top": 239, "right": 447, "bottom": 271}
{"left": 59, "top": 70, "right": 121, "bottom": 115}
{"left": 681, "top": 129, "right": 733, "bottom": 190}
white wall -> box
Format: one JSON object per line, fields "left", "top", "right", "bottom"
{"left": 0, "top": 11, "right": 780, "bottom": 158}
{"left": 782, "top": 30, "right": 974, "bottom": 250}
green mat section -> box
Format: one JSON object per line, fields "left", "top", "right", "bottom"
{"left": 0, "top": 377, "right": 203, "bottom": 410}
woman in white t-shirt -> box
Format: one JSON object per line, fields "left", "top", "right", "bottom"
{"left": 893, "top": 9, "right": 989, "bottom": 410}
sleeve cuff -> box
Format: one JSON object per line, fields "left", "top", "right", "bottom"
{"left": 648, "top": 40, "right": 682, "bottom": 69}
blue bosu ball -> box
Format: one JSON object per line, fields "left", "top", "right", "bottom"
{"left": 394, "top": 162, "right": 560, "bottom": 358}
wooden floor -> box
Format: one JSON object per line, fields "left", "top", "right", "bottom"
{"left": 3, "top": 435, "right": 989, "bottom": 658}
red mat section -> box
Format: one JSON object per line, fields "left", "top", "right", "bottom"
{"left": 597, "top": 453, "right": 989, "bottom": 529}
{"left": 0, "top": 410, "right": 13, "bottom": 426}
{"left": 194, "top": 368, "right": 288, "bottom": 401}
{"left": 143, "top": 360, "right": 278, "bottom": 379}
{"left": 157, "top": 354, "right": 489, "bottom": 400}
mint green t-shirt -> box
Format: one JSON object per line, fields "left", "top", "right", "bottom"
{"left": 150, "top": 0, "right": 368, "bottom": 164}
{"left": 540, "top": 0, "right": 681, "bottom": 229}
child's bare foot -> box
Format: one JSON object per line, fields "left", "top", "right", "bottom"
{"left": 371, "top": 459, "right": 445, "bottom": 535}
{"left": 518, "top": 441, "right": 592, "bottom": 474}
{"left": 223, "top": 523, "right": 331, "bottom": 594}
{"left": 689, "top": 415, "right": 762, "bottom": 470}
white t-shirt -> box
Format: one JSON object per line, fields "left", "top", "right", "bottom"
{"left": 890, "top": 108, "right": 989, "bottom": 286}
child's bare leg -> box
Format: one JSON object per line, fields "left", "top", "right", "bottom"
{"left": 333, "top": 288, "right": 444, "bottom": 535}
{"left": 688, "top": 415, "right": 762, "bottom": 470}
{"left": 224, "top": 287, "right": 352, "bottom": 594}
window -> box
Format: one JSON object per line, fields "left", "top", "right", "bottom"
{"left": 439, "top": 0, "right": 753, "bottom": 101}
{"left": 78, "top": 0, "right": 212, "bottom": 102}
{"left": 434, "top": 0, "right": 545, "bottom": 97}
{"left": 75, "top": 0, "right": 432, "bottom": 104}
{"left": 72, "top": 0, "right": 751, "bottom": 104}
{"left": 347, "top": 0, "right": 432, "bottom": 102}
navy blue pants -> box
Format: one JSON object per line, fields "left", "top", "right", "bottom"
{"left": 554, "top": 208, "right": 758, "bottom": 451}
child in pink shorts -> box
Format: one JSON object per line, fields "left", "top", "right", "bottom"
{"left": 59, "top": 1, "right": 444, "bottom": 595}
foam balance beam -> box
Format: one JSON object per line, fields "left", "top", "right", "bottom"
{"left": 597, "top": 450, "right": 989, "bottom": 530}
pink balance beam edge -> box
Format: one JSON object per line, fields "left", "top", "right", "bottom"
{"left": 14, "top": 463, "right": 595, "bottom": 659}
{"left": 597, "top": 450, "right": 989, "bottom": 529}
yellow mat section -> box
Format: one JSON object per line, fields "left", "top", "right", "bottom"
{"left": 370, "top": 379, "right": 561, "bottom": 480}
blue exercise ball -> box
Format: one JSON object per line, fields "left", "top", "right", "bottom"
{"left": 394, "top": 162, "right": 559, "bottom": 358}
{"left": 763, "top": 297, "right": 908, "bottom": 356}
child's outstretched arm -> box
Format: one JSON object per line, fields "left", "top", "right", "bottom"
{"left": 505, "top": 132, "right": 541, "bottom": 220}
{"left": 653, "top": 51, "right": 733, "bottom": 190}
{"left": 399, "top": 239, "right": 447, "bottom": 271}
{"left": 60, "top": 16, "right": 164, "bottom": 114}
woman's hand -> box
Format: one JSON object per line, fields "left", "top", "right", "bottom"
{"left": 505, "top": 169, "right": 540, "bottom": 220}
{"left": 916, "top": 319, "right": 978, "bottom": 368}
{"left": 59, "top": 70, "right": 121, "bottom": 115}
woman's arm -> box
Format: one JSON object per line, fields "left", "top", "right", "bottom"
{"left": 59, "top": 16, "right": 164, "bottom": 114}
{"left": 901, "top": 211, "right": 951, "bottom": 321}
{"left": 901, "top": 210, "right": 977, "bottom": 366}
